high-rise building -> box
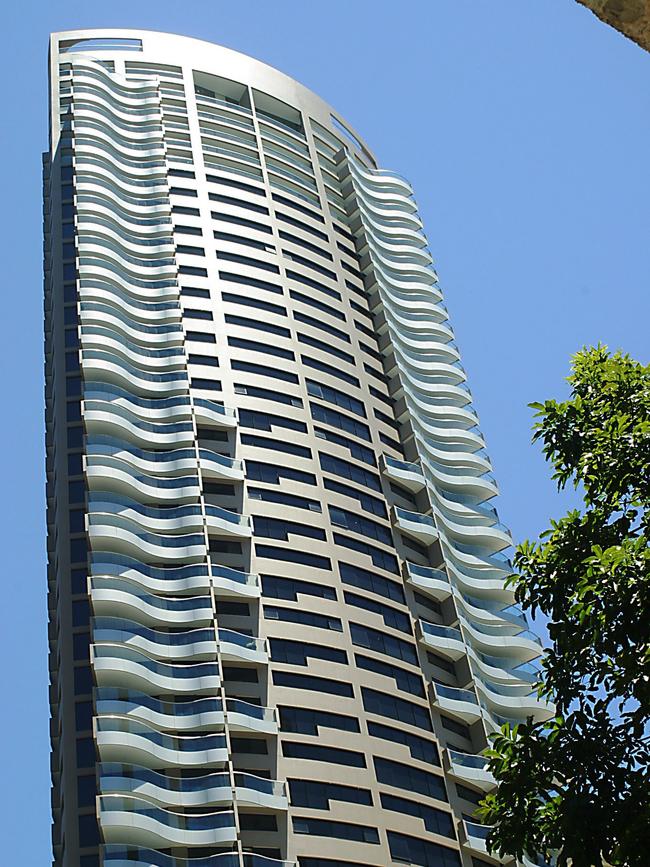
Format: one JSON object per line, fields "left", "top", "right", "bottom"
{"left": 44, "top": 29, "right": 551, "bottom": 867}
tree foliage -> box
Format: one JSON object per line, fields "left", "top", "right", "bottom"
{"left": 477, "top": 346, "right": 650, "bottom": 867}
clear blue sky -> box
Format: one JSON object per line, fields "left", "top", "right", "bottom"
{"left": 1, "top": 1, "right": 647, "bottom": 862}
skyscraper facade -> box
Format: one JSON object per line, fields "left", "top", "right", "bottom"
{"left": 44, "top": 29, "right": 551, "bottom": 867}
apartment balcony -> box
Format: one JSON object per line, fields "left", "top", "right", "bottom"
{"left": 225, "top": 698, "right": 278, "bottom": 735}
{"left": 218, "top": 629, "right": 267, "bottom": 665}
{"left": 193, "top": 397, "right": 237, "bottom": 428}
{"left": 102, "top": 846, "right": 298, "bottom": 867}
{"left": 234, "top": 773, "right": 289, "bottom": 811}
{"left": 393, "top": 506, "right": 439, "bottom": 545}
{"left": 380, "top": 454, "right": 426, "bottom": 492}
{"left": 475, "top": 678, "right": 554, "bottom": 723}
{"left": 205, "top": 504, "right": 252, "bottom": 538}
{"left": 444, "top": 748, "right": 495, "bottom": 791}
{"left": 83, "top": 399, "right": 196, "bottom": 449}
{"left": 430, "top": 682, "right": 482, "bottom": 723}
{"left": 87, "top": 514, "right": 207, "bottom": 563}
{"left": 92, "top": 618, "right": 218, "bottom": 661}
{"left": 90, "top": 556, "right": 212, "bottom": 597}
{"left": 211, "top": 564, "right": 261, "bottom": 599}
{"left": 97, "top": 794, "right": 237, "bottom": 848}
{"left": 199, "top": 449, "right": 244, "bottom": 481}
{"left": 417, "top": 620, "right": 466, "bottom": 660}
{"left": 99, "top": 763, "right": 232, "bottom": 808}
{"left": 90, "top": 578, "right": 214, "bottom": 627}
{"left": 95, "top": 716, "right": 228, "bottom": 769}
{"left": 95, "top": 690, "right": 225, "bottom": 733}
{"left": 460, "top": 617, "right": 542, "bottom": 663}
{"left": 461, "top": 821, "right": 513, "bottom": 863}
{"left": 403, "top": 561, "right": 452, "bottom": 602}
{"left": 92, "top": 644, "right": 221, "bottom": 695}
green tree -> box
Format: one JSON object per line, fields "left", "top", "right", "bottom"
{"left": 477, "top": 346, "right": 650, "bottom": 867}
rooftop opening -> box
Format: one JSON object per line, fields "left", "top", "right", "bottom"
{"left": 253, "top": 88, "right": 303, "bottom": 134}
{"left": 193, "top": 70, "right": 251, "bottom": 109}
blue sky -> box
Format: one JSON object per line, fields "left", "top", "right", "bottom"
{"left": 0, "top": 1, "right": 648, "bottom": 862}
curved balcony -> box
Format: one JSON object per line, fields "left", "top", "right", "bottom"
{"left": 79, "top": 303, "right": 183, "bottom": 345}
{"left": 199, "top": 449, "right": 244, "bottom": 481}
{"left": 92, "top": 617, "right": 218, "bottom": 661}
{"left": 461, "top": 821, "right": 512, "bottom": 863}
{"left": 81, "top": 330, "right": 185, "bottom": 372}
{"left": 97, "top": 794, "right": 237, "bottom": 848}
{"left": 444, "top": 748, "right": 495, "bottom": 791}
{"left": 92, "top": 644, "right": 220, "bottom": 695}
{"left": 381, "top": 454, "right": 426, "bottom": 491}
{"left": 468, "top": 647, "right": 542, "bottom": 688}
{"left": 83, "top": 402, "right": 195, "bottom": 449}
{"left": 102, "top": 845, "right": 297, "bottom": 867}
{"left": 95, "top": 689, "right": 224, "bottom": 733}
{"left": 218, "top": 629, "right": 267, "bottom": 664}
{"left": 88, "top": 495, "right": 205, "bottom": 536}
{"left": 418, "top": 621, "right": 466, "bottom": 660}
{"left": 234, "top": 772, "right": 288, "bottom": 811}
{"left": 87, "top": 513, "right": 206, "bottom": 563}
{"left": 404, "top": 561, "right": 452, "bottom": 602}
{"left": 90, "top": 577, "right": 213, "bottom": 627}
{"left": 460, "top": 617, "right": 542, "bottom": 663}
{"left": 430, "top": 682, "right": 482, "bottom": 723}
{"left": 95, "top": 716, "right": 228, "bottom": 769}
{"left": 81, "top": 350, "right": 189, "bottom": 397}
{"left": 393, "top": 506, "right": 439, "bottom": 545}
{"left": 211, "top": 563, "right": 261, "bottom": 599}
{"left": 474, "top": 678, "right": 554, "bottom": 723}
{"left": 99, "top": 763, "right": 232, "bottom": 808}
{"left": 86, "top": 458, "right": 200, "bottom": 504}
{"left": 90, "top": 554, "right": 211, "bottom": 596}
{"left": 225, "top": 698, "right": 278, "bottom": 735}
{"left": 193, "top": 398, "right": 237, "bottom": 429}
{"left": 205, "top": 505, "right": 252, "bottom": 539}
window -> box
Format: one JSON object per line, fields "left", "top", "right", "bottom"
{"left": 217, "top": 250, "right": 279, "bottom": 273}
{"left": 208, "top": 175, "right": 266, "bottom": 196}
{"left": 279, "top": 706, "right": 359, "bottom": 735}
{"left": 246, "top": 461, "right": 315, "bottom": 486}
{"left": 270, "top": 638, "right": 347, "bottom": 665}
{"left": 329, "top": 506, "right": 392, "bottom": 546}
{"left": 387, "top": 832, "right": 461, "bottom": 867}
{"left": 456, "top": 783, "right": 483, "bottom": 806}
{"left": 368, "top": 721, "right": 440, "bottom": 765}
{"left": 231, "top": 737, "right": 268, "bottom": 754}
{"left": 284, "top": 250, "right": 337, "bottom": 281}
{"left": 272, "top": 671, "right": 353, "bottom": 697}
{"left": 241, "top": 409, "right": 306, "bottom": 433}
{"left": 279, "top": 229, "right": 333, "bottom": 260}
{"left": 241, "top": 433, "right": 310, "bottom": 457}
{"left": 235, "top": 383, "right": 301, "bottom": 407}
{"left": 214, "top": 230, "right": 275, "bottom": 253}
{"left": 415, "top": 591, "right": 442, "bottom": 617}
{"left": 293, "top": 817, "right": 379, "bottom": 845}
{"left": 374, "top": 757, "right": 448, "bottom": 802}
{"left": 186, "top": 331, "right": 216, "bottom": 343}
{"left": 177, "top": 244, "right": 205, "bottom": 256}
{"left": 344, "top": 591, "right": 411, "bottom": 633}
{"left": 351, "top": 623, "right": 417, "bottom": 665}
{"left": 441, "top": 715, "right": 471, "bottom": 740}
{"left": 222, "top": 292, "right": 286, "bottom": 316}
{"left": 213, "top": 211, "right": 272, "bottom": 234}
{"left": 264, "top": 605, "right": 341, "bottom": 631}
{"left": 183, "top": 308, "right": 213, "bottom": 320}
{"left": 253, "top": 515, "right": 325, "bottom": 542}
{"left": 298, "top": 332, "right": 355, "bottom": 364}
{"left": 239, "top": 814, "right": 277, "bottom": 832}
{"left": 289, "top": 780, "right": 372, "bottom": 809}
{"left": 228, "top": 335, "right": 294, "bottom": 360}
{"left": 355, "top": 654, "right": 424, "bottom": 697}
{"left": 339, "top": 562, "right": 405, "bottom": 604}
{"left": 225, "top": 314, "right": 289, "bottom": 337}
{"left": 381, "top": 794, "right": 455, "bottom": 839}
{"left": 262, "top": 574, "right": 335, "bottom": 601}
{"left": 287, "top": 268, "right": 340, "bottom": 301}
{"left": 232, "top": 360, "right": 298, "bottom": 383}
{"left": 276, "top": 209, "right": 328, "bottom": 239}
{"left": 170, "top": 186, "right": 198, "bottom": 197}
{"left": 272, "top": 192, "right": 325, "bottom": 222}
{"left": 310, "top": 403, "right": 370, "bottom": 442}
{"left": 291, "top": 291, "right": 347, "bottom": 325}
{"left": 181, "top": 286, "right": 210, "bottom": 299}
{"left": 302, "top": 355, "right": 359, "bottom": 387}
{"left": 210, "top": 193, "right": 269, "bottom": 215}
{"left": 362, "top": 687, "right": 433, "bottom": 731}
{"left": 320, "top": 453, "right": 380, "bottom": 491}
{"left": 308, "top": 380, "right": 366, "bottom": 417}
{"left": 283, "top": 741, "right": 364, "bottom": 766}
{"left": 249, "top": 488, "right": 320, "bottom": 512}
{"left": 78, "top": 814, "right": 99, "bottom": 848}
{"left": 427, "top": 650, "right": 455, "bottom": 675}
{"left": 172, "top": 205, "right": 200, "bottom": 216}
{"left": 334, "top": 533, "right": 398, "bottom": 573}
{"left": 188, "top": 354, "right": 219, "bottom": 367}
{"left": 219, "top": 270, "right": 283, "bottom": 295}
{"left": 191, "top": 378, "right": 221, "bottom": 391}
{"left": 179, "top": 264, "right": 208, "bottom": 277}
{"left": 315, "top": 427, "right": 376, "bottom": 466}
{"left": 255, "top": 544, "right": 330, "bottom": 570}
{"left": 324, "top": 477, "right": 386, "bottom": 517}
